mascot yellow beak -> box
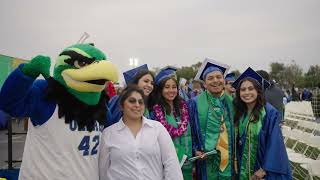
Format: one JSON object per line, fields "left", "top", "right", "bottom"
{"left": 61, "top": 61, "right": 118, "bottom": 92}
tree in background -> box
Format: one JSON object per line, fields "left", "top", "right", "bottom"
{"left": 304, "top": 65, "right": 320, "bottom": 88}
{"left": 270, "top": 62, "right": 285, "bottom": 83}
{"left": 283, "top": 61, "right": 304, "bottom": 87}
{"left": 152, "top": 61, "right": 201, "bottom": 83}
{"left": 268, "top": 60, "right": 319, "bottom": 89}
{"left": 230, "top": 70, "right": 241, "bottom": 78}
{"left": 151, "top": 67, "right": 160, "bottom": 74}
{"left": 240, "top": 61, "right": 318, "bottom": 89}
{"left": 176, "top": 66, "right": 197, "bottom": 81}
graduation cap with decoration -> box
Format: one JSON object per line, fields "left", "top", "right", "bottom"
{"left": 232, "top": 67, "right": 270, "bottom": 90}
{"left": 155, "top": 66, "right": 177, "bottom": 85}
{"left": 225, "top": 72, "right": 236, "bottom": 82}
{"left": 123, "top": 64, "right": 149, "bottom": 85}
{"left": 194, "top": 58, "right": 230, "bottom": 81}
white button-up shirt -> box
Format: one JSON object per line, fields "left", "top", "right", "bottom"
{"left": 99, "top": 117, "right": 183, "bottom": 180}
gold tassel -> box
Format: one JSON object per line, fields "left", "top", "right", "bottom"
{"left": 234, "top": 158, "right": 238, "bottom": 174}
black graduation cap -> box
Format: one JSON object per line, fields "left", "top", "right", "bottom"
{"left": 232, "top": 67, "right": 270, "bottom": 90}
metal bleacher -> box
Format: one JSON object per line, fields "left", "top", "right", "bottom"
{"left": 282, "top": 101, "right": 320, "bottom": 180}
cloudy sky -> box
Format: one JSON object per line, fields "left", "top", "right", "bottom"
{"left": 1, "top": 0, "right": 319, "bottom": 83}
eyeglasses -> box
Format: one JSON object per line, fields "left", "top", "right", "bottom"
{"left": 127, "top": 98, "right": 145, "bottom": 105}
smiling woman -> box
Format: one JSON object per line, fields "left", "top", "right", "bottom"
{"left": 107, "top": 64, "right": 156, "bottom": 127}
{"left": 232, "top": 67, "right": 292, "bottom": 179}
{"left": 150, "top": 67, "right": 193, "bottom": 180}
{"left": 99, "top": 85, "right": 183, "bottom": 180}
{"left": 120, "top": 86, "right": 146, "bottom": 124}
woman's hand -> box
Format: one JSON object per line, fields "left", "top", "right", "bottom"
{"left": 251, "top": 168, "right": 266, "bottom": 180}
{"left": 195, "top": 151, "right": 206, "bottom": 160}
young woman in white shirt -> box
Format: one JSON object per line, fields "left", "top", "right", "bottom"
{"left": 99, "top": 85, "right": 183, "bottom": 180}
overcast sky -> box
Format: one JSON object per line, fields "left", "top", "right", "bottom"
{"left": 1, "top": 0, "right": 319, "bottom": 83}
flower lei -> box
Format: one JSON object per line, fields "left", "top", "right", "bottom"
{"left": 153, "top": 100, "right": 189, "bottom": 138}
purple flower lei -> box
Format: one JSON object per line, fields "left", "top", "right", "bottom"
{"left": 153, "top": 100, "right": 189, "bottom": 138}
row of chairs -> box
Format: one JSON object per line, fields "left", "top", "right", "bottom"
{"left": 282, "top": 127, "right": 320, "bottom": 179}
{"left": 283, "top": 101, "right": 320, "bottom": 180}
{"left": 285, "top": 101, "right": 315, "bottom": 118}
{"left": 285, "top": 116, "right": 320, "bottom": 135}
{"left": 286, "top": 111, "right": 316, "bottom": 122}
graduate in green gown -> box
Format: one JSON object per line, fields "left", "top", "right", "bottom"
{"left": 188, "top": 58, "right": 235, "bottom": 180}
{"left": 108, "top": 64, "right": 156, "bottom": 126}
{"left": 151, "top": 67, "right": 193, "bottom": 180}
{"left": 233, "top": 67, "right": 292, "bottom": 180}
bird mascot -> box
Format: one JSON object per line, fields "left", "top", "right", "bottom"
{"left": 0, "top": 43, "right": 118, "bottom": 180}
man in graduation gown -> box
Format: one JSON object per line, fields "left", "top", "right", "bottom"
{"left": 188, "top": 58, "right": 235, "bottom": 180}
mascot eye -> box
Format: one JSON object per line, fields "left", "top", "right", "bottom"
{"left": 74, "top": 60, "right": 88, "bottom": 68}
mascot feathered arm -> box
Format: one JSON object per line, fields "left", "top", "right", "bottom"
{"left": 0, "top": 55, "right": 51, "bottom": 118}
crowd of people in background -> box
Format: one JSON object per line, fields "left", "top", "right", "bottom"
{"left": 283, "top": 84, "right": 314, "bottom": 103}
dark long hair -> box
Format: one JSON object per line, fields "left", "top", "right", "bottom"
{"left": 128, "top": 70, "right": 156, "bottom": 110}
{"left": 233, "top": 78, "right": 266, "bottom": 126}
{"left": 153, "top": 76, "right": 181, "bottom": 116}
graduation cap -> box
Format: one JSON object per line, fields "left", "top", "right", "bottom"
{"left": 155, "top": 66, "right": 177, "bottom": 85}
{"left": 123, "top": 64, "right": 149, "bottom": 85}
{"left": 194, "top": 58, "right": 230, "bottom": 81}
{"left": 225, "top": 72, "right": 236, "bottom": 82}
{"left": 232, "top": 67, "right": 270, "bottom": 90}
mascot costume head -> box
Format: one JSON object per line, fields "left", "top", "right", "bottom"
{"left": 46, "top": 43, "right": 118, "bottom": 130}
